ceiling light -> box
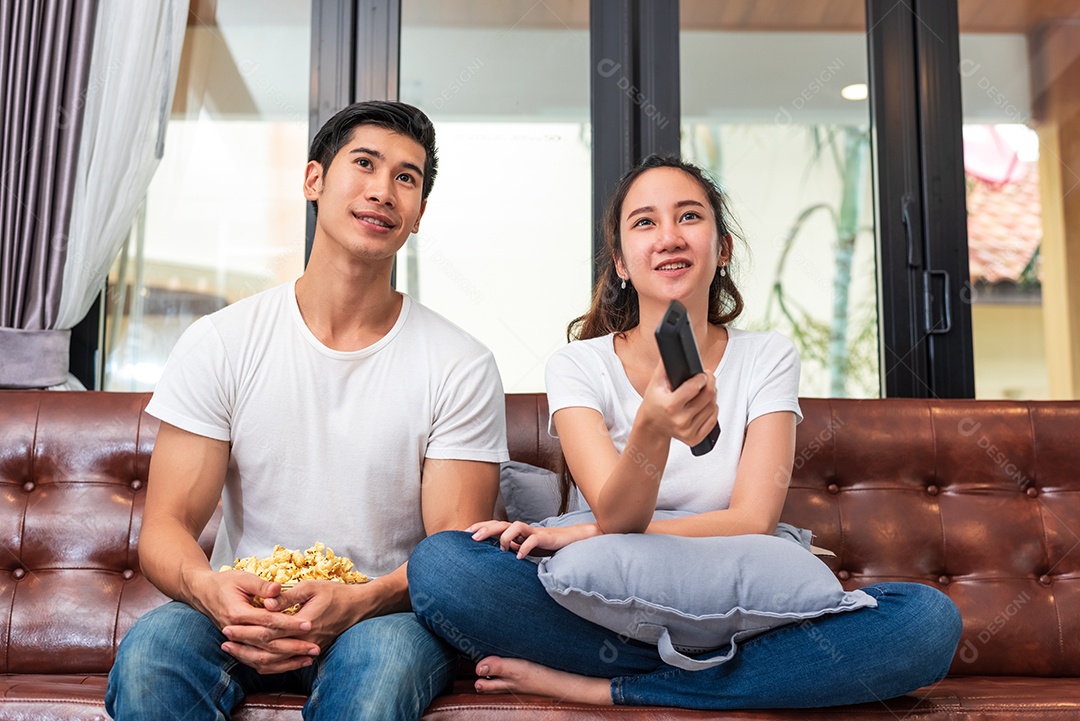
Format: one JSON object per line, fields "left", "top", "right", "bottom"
{"left": 841, "top": 83, "right": 868, "bottom": 101}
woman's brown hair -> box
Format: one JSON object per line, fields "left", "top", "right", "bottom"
{"left": 557, "top": 154, "right": 744, "bottom": 513}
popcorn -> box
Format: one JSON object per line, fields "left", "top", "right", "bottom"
{"left": 220, "top": 543, "right": 368, "bottom": 613}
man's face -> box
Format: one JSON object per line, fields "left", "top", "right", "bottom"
{"left": 304, "top": 124, "right": 428, "bottom": 263}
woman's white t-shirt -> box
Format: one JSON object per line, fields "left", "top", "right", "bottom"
{"left": 545, "top": 327, "right": 802, "bottom": 513}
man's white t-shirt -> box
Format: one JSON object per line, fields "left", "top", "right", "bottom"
{"left": 545, "top": 327, "right": 802, "bottom": 514}
{"left": 147, "top": 281, "right": 509, "bottom": 577}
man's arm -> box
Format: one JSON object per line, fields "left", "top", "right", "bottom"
{"left": 140, "top": 421, "right": 229, "bottom": 604}
{"left": 143, "top": 422, "right": 316, "bottom": 673}
{"left": 420, "top": 457, "right": 500, "bottom": 534}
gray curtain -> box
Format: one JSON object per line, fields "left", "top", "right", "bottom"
{"left": 0, "top": 0, "right": 98, "bottom": 388}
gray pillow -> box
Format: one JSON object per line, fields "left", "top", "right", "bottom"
{"left": 499, "top": 461, "right": 577, "bottom": 525}
{"left": 536, "top": 528, "right": 875, "bottom": 671}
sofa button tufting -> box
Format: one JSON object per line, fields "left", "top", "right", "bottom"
{"left": 1039, "top": 574, "right": 1052, "bottom": 585}
{"left": 827, "top": 483, "right": 840, "bottom": 495}
{"left": 938, "top": 575, "right": 950, "bottom": 585}
{"left": 12, "top": 568, "right": 25, "bottom": 580}
{"left": 837, "top": 570, "right": 850, "bottom": 581}
{"left": 22, "top": 481, "right": 34, "bottom": 493}
{"left": 927, "top": 484, "right": 939, "bottom": 496}
{"left": 1026, "top": 487, "right": 1038, "bottom": 498}
{"left": 130, "top": 479, "right": 143, "bottom": 491}
{"left": 122, "top": 569, "right": 136, "bottom": 580}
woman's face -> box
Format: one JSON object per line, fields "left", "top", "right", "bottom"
{"left": 615, "top": 167, "right": 727, "bottom": 306}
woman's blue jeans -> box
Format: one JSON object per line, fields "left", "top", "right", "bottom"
{"left": 408, "top": 531, "right": 962, "bottom": 709}
{"left": 105, "top": 602, "right": 457, "bottom": 721}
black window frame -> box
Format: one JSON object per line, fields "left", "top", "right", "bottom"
{"left": 867, "top": 0, "right": 974, "bottom": 397}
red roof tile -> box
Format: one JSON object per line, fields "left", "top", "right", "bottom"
{"left": 966, "top": 163, "right": 1041, "bottom": 284}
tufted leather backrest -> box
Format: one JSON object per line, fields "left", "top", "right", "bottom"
{"left": 787, "top": 398, "right": 1080, "bottom": 677}
{"left": 1, "top": 391, "right": 1078, "bottom": 677}
{"left": 0, "top": 392, "right": 164, "bottom": 674}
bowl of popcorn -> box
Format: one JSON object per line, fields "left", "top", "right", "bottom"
{"left": 219, "top": 542, "right": 368, "bottom": 614}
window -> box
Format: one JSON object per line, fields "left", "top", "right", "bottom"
{"left": 680, "top": 2, "right": 879, "bottom": 397}
{"left": 104, "top": 0, "right": 310, "bottom": 390}
{"left": 397, "top": 0, "right": 592, "bottom": 392}
{"left": 956, "top": 0, "right": 1080, "bottom": 399}
{"left": 95, "top": 0, "right": 992, "bottom": 401}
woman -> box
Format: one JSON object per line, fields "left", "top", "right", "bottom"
{"left": 408, "top": 155, "right": 961, "bottom": 709}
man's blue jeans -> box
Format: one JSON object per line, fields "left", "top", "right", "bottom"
{"left": 105, "top": 602, "right": 457, "bottom": 720}
{"left": 408, "top": 531, "right": 962, "bottom": 709}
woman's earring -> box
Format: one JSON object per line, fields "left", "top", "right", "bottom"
{"left": 621, "top": 278, "right": 627, "bottom": 290}
{"left": 719, "top": 266, "right": 727, "bottom": 277}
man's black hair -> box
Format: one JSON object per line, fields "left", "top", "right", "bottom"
{"left": 307, "top": 101, "right": 438, "bottom": 215}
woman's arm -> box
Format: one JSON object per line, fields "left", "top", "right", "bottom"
{"left": 646, "top": 411, "right": 796, "bottom": 537}
{"left": 481, "top": 405, "right": 792, "bottom": 553}
{"left": 551, "top": 406, "right": 665, "bottom": 532}
{"left": 553, "top": 362, "right": 718, "bottom": 534}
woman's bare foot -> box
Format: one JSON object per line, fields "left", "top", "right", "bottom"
{"left": 474, "top": 656, "right": 612, "bottom": 705}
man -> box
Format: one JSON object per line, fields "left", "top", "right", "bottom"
{"left": 106, "top": 101, "right": 507, "bottom": 720}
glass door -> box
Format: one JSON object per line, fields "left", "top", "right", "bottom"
{"left": 957, "top": 0, "right": 1080, "bottom": 399}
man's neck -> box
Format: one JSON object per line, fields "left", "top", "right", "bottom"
{"left": 294, "top": 243, "right": 402, "bottom": 352}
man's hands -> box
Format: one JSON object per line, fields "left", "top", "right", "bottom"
{"left": 259, "top": 580, "right": 374, "bottom": 653}
{"left": 194, "top": 569, "right": 375, "bottom": 675}
{"left": 468, "top": 520, "right": 601, "bottom": 559}
{"left": 183, "top": 569, "right": 315, "bottom": 674}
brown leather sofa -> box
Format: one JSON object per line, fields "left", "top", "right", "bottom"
{"left": 1, "top": 390, "right": 1077, "bottom": 720}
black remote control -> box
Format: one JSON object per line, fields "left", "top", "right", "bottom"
{"left": 654, "top": 300, "right": 721, "bottom": 456}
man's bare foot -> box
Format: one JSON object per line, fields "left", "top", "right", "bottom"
{"left": 474, "top": 656, "right": 612, "bottom": 705}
